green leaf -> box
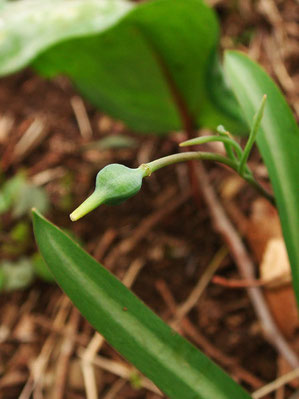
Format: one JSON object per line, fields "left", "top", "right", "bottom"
{"left": 0, "top": 173, "right": 49, "bottom": 217}
{"left": 32, "top": 210, "right": 251, "bottom": 399}
{"left": 0, "top": 258, "right": 35, "bottom": 292}
{"left": 12, "top": 183, "right": 49, "bottom": 218}
{"left": 0, "top": 173, "right": 26, "bottom": 214}
{"left": 224, "top": 51, "right": 299, "bottom": 306}
{"left": 0, "top": 0, "right": 134, "bottom": 76}
{"left": 0, "top": 0, "right": 246, "bottom": 134}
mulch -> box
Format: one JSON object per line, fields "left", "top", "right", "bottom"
{"left": 0, "top": 0, "right": 298, "bottom": 398}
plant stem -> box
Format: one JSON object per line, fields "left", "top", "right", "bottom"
{"left": 70, "top": 191, "right": 104, "bottom": 221}
{"left": 141, "top": 151, "right": 275, "bottom": 205}
{"left": 180, "top": 135, "right": 243, "bottom": 159}
{"left": 243, "top": 173, "right": 275, "bottom": 205}
{"left": 239, "top": 94, "right": 267, "bottom": 175}
{"left": 217, "top": 125, "right": 239, "bottom": 161}
{"left": 145, "top": 151, "right": 236, "bottom": 173}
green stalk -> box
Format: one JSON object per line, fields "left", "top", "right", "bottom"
{"left": 142, "top": 151, "right": 275, "bottom": 205}
{"left": 179, "top": 135, "right": 243, "bottom": 159}
{"left": 145, "top": 151, "right": 236, "bottom": 174}
{"left": 243, "top": 172, "right": 275, "bottom": 205}
{"left": 238, "top": 95, "right": 267, "bottom": 175}
{"left": 70, "top": 191, "right": 104, "bottom": 221}
{"left": 217, "top": 125, "right": 239, "bottom": 161}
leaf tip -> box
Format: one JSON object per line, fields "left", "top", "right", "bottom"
{"left": 179, "top": 138, "right": 197, "bottom": 147}
{"left": 31, "top": 207, "right": 41, "bottom": 219}
{"left": 69, "top": 211, "right": 78, "bottom": 222}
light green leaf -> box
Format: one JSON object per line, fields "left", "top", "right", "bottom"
{"left": 0, "top": 0, "right": 246, "bottom": 134}
{"left": 0, "top": 0, "right": 134, "bottom": 76}
{"left": 0, "top": 258, "right": 35, "bottom": 292}
{"left": 224, "top": 51, "right": 299, "bottom": 306}
{"left": 0, "top": 173, "right": 49, "bottom": 217}
{"left": 32, "top": 210, "right": 251, "bottom": 399}
{"left": 13, "top": 184, "right": 49, "bottom": 218}
{"left": 0, "top": 173, "right": 26, "bottom": 214}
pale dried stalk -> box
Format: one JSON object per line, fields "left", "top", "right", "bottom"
{"left": 171, "top": 246, "right": 227, "bottom": 327}
{"left": 71, "top": 96, "right": 93, "bottom": 139}
{"left": 252, "top": 367, "right": 299, "bottom": 399}
{"left": 196, "top": 163, "right": 299, "bottom": 369}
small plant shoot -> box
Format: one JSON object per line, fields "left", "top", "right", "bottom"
{"left": 70, "top": 164, "right": 145, "bottom": 221}
{"left": 70, "top": 96, "right": 274, "bottom": 221}
{"left": 1, "top": 0, "right": 298, "bottom": 398}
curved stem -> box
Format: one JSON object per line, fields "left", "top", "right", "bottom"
{"left": 217, "top": 126, "right": 238, "bottom": 162}
{"left": 145, "top": 151, "right": 237, "bottom": 174}
{"left": 180, "top": 136, "right": 243, "bottom": 159}
{"left": 239, "top": 94, "right": 267, "bottom": 175}
{"left": 141, "top": 151, "right": 275, "bottom": 205}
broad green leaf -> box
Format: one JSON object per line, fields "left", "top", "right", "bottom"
{"left": 224, "top": 51, "right": 299, "bottom": 306}
{"left": 0, "top": 0, "right": 246, "bottom": 134}
{"left": 32, "top": 210, "right": 251, "bottom": 399}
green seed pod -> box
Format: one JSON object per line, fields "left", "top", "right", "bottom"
{"left": 70, "top": 164, "right": 144, "bottom": 221}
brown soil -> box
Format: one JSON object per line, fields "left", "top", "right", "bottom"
{"left": 0, "top": 1, "right": 298, "bottom": 398}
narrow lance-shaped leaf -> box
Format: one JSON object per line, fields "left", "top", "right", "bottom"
{"left": 0, "top": 0, "right": 246, "bottom": 134}
{"left": 224, "top": 51, "right": 299, "bottom": 307}
{"left": 32, "top": 210, "right": 251, "bottom": 399}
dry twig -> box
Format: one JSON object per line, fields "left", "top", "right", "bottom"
{"left": 14, "top": 117, "right": 47, "bottom": 161}
{"left": 102, "top": 378, "right": 127, "bottom": 399}
{"left": 78, "top": 351, "right": 162, "bottom": 396}
{"left": 195, "top": 163, "right": 299, "bottom": 368}
{"left": 252, "top": 367, "right": 299, "bottom": 399}
{"left": 71, "top": 96, "right": 93, "bottom": 139}
{"left": 155, "top": 279, "right": 264, "bottom": 389}
{"left": 171, "top": 246, "right": 227, "bottom": 327}
{"left": 53, "top": 308, "right": 80, "bottom": 399}
{"left": 104, "top": 190, "right": 190, "bottom": 268}
{"left": 19, "top": 296, "right": 72, "bottom": 399}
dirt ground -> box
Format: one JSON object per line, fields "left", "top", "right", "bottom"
{"left": 0, "top": 0, "right": 299, "bottom": 398}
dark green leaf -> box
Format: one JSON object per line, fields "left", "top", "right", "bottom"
{"left": 0, "top": 0, "right": 134, "bottom": 75}
{"left": 0, "top": 0, "right": 246, "bottom": 134}
{"left": 32, "top": 210, "right": 251, "bottom": 399}
{"left": 224, "top": 51, "right": 299, "bottom": 306}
